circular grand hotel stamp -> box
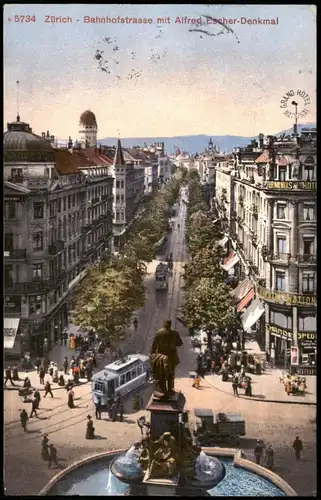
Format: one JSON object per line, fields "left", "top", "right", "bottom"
{"left": 280, "top": 89, "right": 311, "bottom": 119}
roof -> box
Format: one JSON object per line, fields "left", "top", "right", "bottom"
{"left": 54, "top": 147, "right": 113, "bottom": 175}
{"left": 255, "top": 150, "right": 270, "bottom": 164}
{"left": 113, "top": 139, "right": 126, "bottom": 166}
{"left": 79, "top": 110, "right": 97, "bottom": 126}
{"left": 4, "top": 120, "right": 55, "bottom": 163}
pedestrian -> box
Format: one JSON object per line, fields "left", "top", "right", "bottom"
{"left": 232, "top": 377, "right": 239, "bottom": 397}
{"left": 133, "top": 317, "right": 138, "bottom": 332}
{"left": 211, "top": 359, "right": 215, "bottom": 375}
{"left": 41, "top": 434, "right": 50, "bottom": 461}
{"left": 43, "top": 357, "right": 50, "bottom": 373}
{"left": 92, "top": 354, "right": 97, "bottom": 369}
{"left": 35, "top": 357, "right": 41, "bottom": 373}
{"left": 86, "top": 415, "right": 95, "bottom": 439}
{"left": 254, "top": 440, "right": 264, "bottom": 465}
{"left": 20, "top": 409, "right": 29, "bottom": 431}
{"left": 245, "top": 378, "right": 252, "bottom": 397}
{"left": 119, "top": 403, "right": 124, "bottom": 422}
{"left": 293, "top": 436, "right": 303, "bottom": 460}
{"left": 39, "top": 367, "right": 45, "bottom": 385}
{"left": 63, "top": 331, "right": 68, "bottom": 346}
{"left": 265, "top": 444, "right": 274, "bottom": 469}
{"left": 68, "top": 388, "right": 75, "bottom": 408}
{"left": 95, "top": 396, "right": 102, "bottom": 420}
{"left": 60, "top": 332, "right": 64, "bottom": 346}
{"left": 29, "top": 397, "right": 39, "bottom": 418}
{"left": 44, "top": 381, "right": 54, "bottom": 398}
{"left": 34, "top": 389, "right": 41, "bottom": 409}
{"left": 241, "top": 332, "right": 246, "bottom": 351}
{"left": 12, "top": 365, "right": 19, "bottom": 381}
{"left": 4, "top": 367, "right": 15, "bottom": 386}
{"left": 48, "top": 444, "right": 58, "bottom": 468}
{"left": 48, "top": 363, "right": 54, "bottom": 378}
{"left": 112, "top": 402, "right": 118, "bottom": 422}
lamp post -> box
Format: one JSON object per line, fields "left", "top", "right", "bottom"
{"left": 291, "top": 101, "right": 298, "bottom": 136}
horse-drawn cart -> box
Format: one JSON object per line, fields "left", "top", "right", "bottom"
{"left": 193, "top": 408, "right": 246, "bottom": 446}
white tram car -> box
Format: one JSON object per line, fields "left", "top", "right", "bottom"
{"left": 92, "top": 354, "right": 150, "bottom": 406}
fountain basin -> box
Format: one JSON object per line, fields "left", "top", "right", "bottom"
{"left": 38, "top": 448, "right": 297, "bottom": 497}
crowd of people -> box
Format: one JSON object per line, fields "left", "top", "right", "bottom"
{"left": 281, "top": 373, "right": 307, "bottom": 396}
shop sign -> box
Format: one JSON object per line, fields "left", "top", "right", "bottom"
{"left": 263, "top": 181, "right": 317, "bottom": 190}
{"left": 298, "top": 332, "right": 317, "bottom": 347}
{"left": 4, "top": 296, "right": 21, "bottom": 314}
{"left": 291, "top": 346, "right": 299, "bottom": 366}
{"left": 257, "top": 286, "right": 316, "bottom": 306}
{"left": 266, "top": 323, "right": 293, "bottom": 340}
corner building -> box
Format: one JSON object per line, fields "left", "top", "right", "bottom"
{"left": 215, "top": 128, "right": 317, "bottom": 370}
{"left": 4, "top": 116, "right": 114, "bottom": 357}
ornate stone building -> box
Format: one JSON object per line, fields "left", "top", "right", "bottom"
{"left": 215, "top": 128, "right": 317, "bottom": 367}
{"left": 4, "top": 115, "right": 114, "bottom": 357}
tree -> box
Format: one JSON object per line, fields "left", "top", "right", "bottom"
{"left": 183, "top": 245, "right": 226, "bottom": 289}
{"left": 72, "top": 265, "right": 145, "bottom": 346}
{"left": 182, "top": 279, "right": 236, "bottom": 353}
{"left": 187, "top": 210, "right": 223, "bottom": 257}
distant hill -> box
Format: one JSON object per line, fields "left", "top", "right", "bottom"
{"left": 99, "top": 123, "right": 316, "bottom": 154}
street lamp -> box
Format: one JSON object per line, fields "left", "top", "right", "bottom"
{"left": 291, "top": 101, "right": 298, "bottom": 136}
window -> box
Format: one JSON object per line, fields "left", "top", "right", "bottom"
{"left": 34, "top": 202, "right": 44, "bottom": 219}
{"left": 29, "top": 295, "right": 43, "bottom": 315}
{"left": 125, "top": 371, "right": 131, "bottom": 383}
{"left": 137, "top": 365, "right": 142, "bottom": 375}
{"left": 5, "top": 233, "right": 14, "bottom": 251}
{"left": 275, "top": 271, "right": 286, "bottom": 291}
{"left": 11, "top": 168, "right": 23, "bottom": 178}
{"left": 5, "top": 265, "right": 13, "bottom": 286}
{"left": 277, "top": 237, "right": 287, "bottom": 254}
{"left": 270, "top": 309, "right": 292, "bottom": 329}
{"left": 298, "top": 312, "right": 316, "bottom": 331}
{"left": 302, "top": 273, "right": 315, "bottom": 294}
{"left": 33, "top": 231, "right": 43, "bottom": 250}
{"left": 303, "top": 203, "right": 314, "bottom": 221}
{"left": 94, "top": 381, "right": 105, "bottom": 394}
{"left": 303, "top": 237, "right": 314, "bottom": 255}
{"left": 57, "top": 199, "right": 61, "bottom": 213}
{"left": 68, "top": 196, "right": 72, "bottom": 209}
{"left": 276, "top": 204, "right": 286, "bottom": 219}
{"left": 303, "top": 158, "right": 315, "bottom": 181}
{"left": 32, "top": 263, "right": 43, "bottom": 280}
{"left": 121, "top": 180, "right": 124, "bottom": 189}
{"left": 120, "top": 374, "right": 125, "bottom": 385}
{"left": 73, "top": 194, "right": 76, "bottom": 206}
{"left": 131, "top": 369, "right": 137, "bottom": 379}
{"left": 116, "top": 212, "right": 120, "bottom": 221}
{"left": 279, "top": 167, "right": 286, "bottom": 181}
{"left": 116, "top": 180, "right": 120, "bottom": 189}
{"left": 5, "top": 201, "right": 16, "bottom": 219}
{"left": 63, "top": 197, "right": 67, "bottom": 211}
{"left": 116, "top": 195, "right": 120, "bottom": 203}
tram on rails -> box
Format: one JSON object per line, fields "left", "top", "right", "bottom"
{"left": 92, "top": 354, "right": 150, "bottom": 406}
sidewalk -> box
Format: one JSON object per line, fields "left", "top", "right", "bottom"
{"left": 4, "top": 368, "right": 90, "bottom": 392}
{"left": 203, "top": 337, "right": 316, "bottom": 405}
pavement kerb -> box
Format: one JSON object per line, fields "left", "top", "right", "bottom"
{"left": 4, "top": 379, "right": 89, "bottom": 392}
{"left": 204, "top": 376, "right": 317, "bottom": 406}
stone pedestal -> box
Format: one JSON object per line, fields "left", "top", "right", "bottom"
{"left": 146, "top": 391, "right": 186, "bottom": 441}
{"left": 143, "top": 473, "right": 180, "bottom": 496}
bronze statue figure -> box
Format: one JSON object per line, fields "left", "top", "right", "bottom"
{"left": 150, "top": 319, "right": 183, "bottom": 397}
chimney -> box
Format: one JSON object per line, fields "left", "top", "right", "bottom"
{"left": 50, "top": 135, "right": 55, "bottom": 143}
{"left": 99, "top": 144, "right": 102, "bottom": 155}
{"left": 42, "top": 132, "right": 46, "bottom": 138}
{"left": 46, "top": 130, "right": 50, "bottom": 138}
{"left": 259, "top": 133, "right": 264, "bottom": 148}
{"left": 68, "top": 136, "right": 73, "bottom": 154}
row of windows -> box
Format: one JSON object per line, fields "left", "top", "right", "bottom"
{"left": 119, "top": 365, "right": 143, "bottom": 385}
{"left": 270, "top": 309, "right": 316, "bottom": 332}
{"left": 274, "top": 236, "right": 315, "bottom": 255}
{"left": 275, "top": 271, "right": 316, "bottom": 293}
{"left": 116, "top": 180, "right": 125, "bottom": 189}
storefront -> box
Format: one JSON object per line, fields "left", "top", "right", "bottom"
{"left": 265, "top": 323, "right": 293, "bottom": 367}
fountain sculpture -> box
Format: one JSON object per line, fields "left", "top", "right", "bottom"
{"left": 109, "top": 319, "right": 226, "bottom": 496}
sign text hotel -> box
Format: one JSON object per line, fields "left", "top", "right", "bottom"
{"left": 257, "top": 286, "right": 316, "bottom": 306}
{"left": 264, "top": 181, "right": 316, "bottom": 190}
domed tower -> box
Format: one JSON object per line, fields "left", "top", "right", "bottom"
{"left": 79, "top": 110, "right": 98, "bottom": 148}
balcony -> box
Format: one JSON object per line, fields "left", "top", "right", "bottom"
{"left": 297, "top": 254, "right": 317, "bottom": 264}
{"left": 4, "top": 273, "right": 66, "bottom": 294}
{"left": 92, "top": 197, "right": 100, "bottom": 204}
{"left": 267, "top": 252, "right": 291, "bottom": 263}
{"left": 257, "top": 285, "right": 316, "bottom": 306}
{"left": 8, "top": 176, "right": 24, "bottom": 183}
{"left": 252, "top": 204, "right": 258, "bottom": 218}
{"left": 81, "top": 224, "right": 92, "bottom": 234}
{"left": 102, "top": 194, "right": 113, "bottom": 202}
{"left": 93, "top": 219, "right": 101, "bottom": 227}
{"left": 237, "top": 216, "right": 243, "bottom": 226}
{"left": 48, "top": 240, "right": 65, "bottom": 255}
{"left": 4, "top": 249, "right": 27, "bottom": 260}
{"left": 99, "top": 214, "right": 105, "bottom": 221}
{"left": 239, "top": 197, "right": 244, "bottom": 207}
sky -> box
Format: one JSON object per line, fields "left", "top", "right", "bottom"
{"left": 4, "top": 4, "right": 316, "bottom": 140}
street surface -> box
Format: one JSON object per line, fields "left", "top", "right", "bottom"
{"left": 4, "top": 190, "right": 316, "bottom": 496}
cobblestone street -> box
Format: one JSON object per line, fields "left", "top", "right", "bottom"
{"left": 4, "top": 197, "right": 317, "bottom": 496}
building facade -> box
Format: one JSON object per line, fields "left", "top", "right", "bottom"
{"left": 78, "top": 110, "right": 98, "bottom": 148}
{"left": 215, "top": 128, "right": 317, "bottom": 367}
{"left": 4, "top": 115, "right": 114, "bottom": 357}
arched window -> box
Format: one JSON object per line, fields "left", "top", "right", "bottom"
{"left": 304, "top": 156, "right": 315, "bottom": 181}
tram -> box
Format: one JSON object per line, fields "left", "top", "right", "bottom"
{"left": 155, "top": 262, "right": 169, "bottom": 290}
{"left": 92, "top": 354, "right": 150, "bottom": 406}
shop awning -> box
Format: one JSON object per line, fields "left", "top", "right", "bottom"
{"left": 221, "top": 251, "right": 240, "bottom": 272}
{"left": 230, "top": 277, "right": 253, "bottom": 301}
{"left": 4, "top": 318, "right": 20, "bottom": 349}
{"left": 242, "top": 298, "right": 265, "bottom": 331}
{"left": 218, "top": 236, "right": 229, "bottom": 247}
{"left": 237, "top": 288, "right": 255, "bottom": 313}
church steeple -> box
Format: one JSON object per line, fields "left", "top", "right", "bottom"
{"left": 208, "top": 137, "right": 213, "bottom": 151}
{"left": 113, "top": 138, "right": 125, "bottom": 166}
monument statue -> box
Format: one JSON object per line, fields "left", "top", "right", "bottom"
{"left": 150, "top": 319, "right": 183, "bottom": 398}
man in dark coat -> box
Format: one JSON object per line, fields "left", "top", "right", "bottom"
{"left": 4, "top": 367, "right": 15, "bottom": 386}
{"left": 150, "top": 319, "right": 183, "bottom": 396}
{"left": 293, "top": 436, "right": 303, "bottom": 460}
{"left": 34, "top": 389, "right": 41, "bottom": 409}
{"left": 30, "top": 397, "right": 39, "bottom": 418}
{"left": 44, "top": 381, "right": 54, "bottom": 398}
{"left": 20, "top": 409, "right": 29, "bottom": 431}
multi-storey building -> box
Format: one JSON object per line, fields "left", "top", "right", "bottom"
{"left": 215, "top": 128, "right": 317, "bottom": 368}
{"left": 78, "top": 110, "right": 98, "bottom": 148}
{"left": 4, "top": 115, "right": 114, "bottom": 358}
{"left": 126, "top": 148, "right": 158, "bottom": 195}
